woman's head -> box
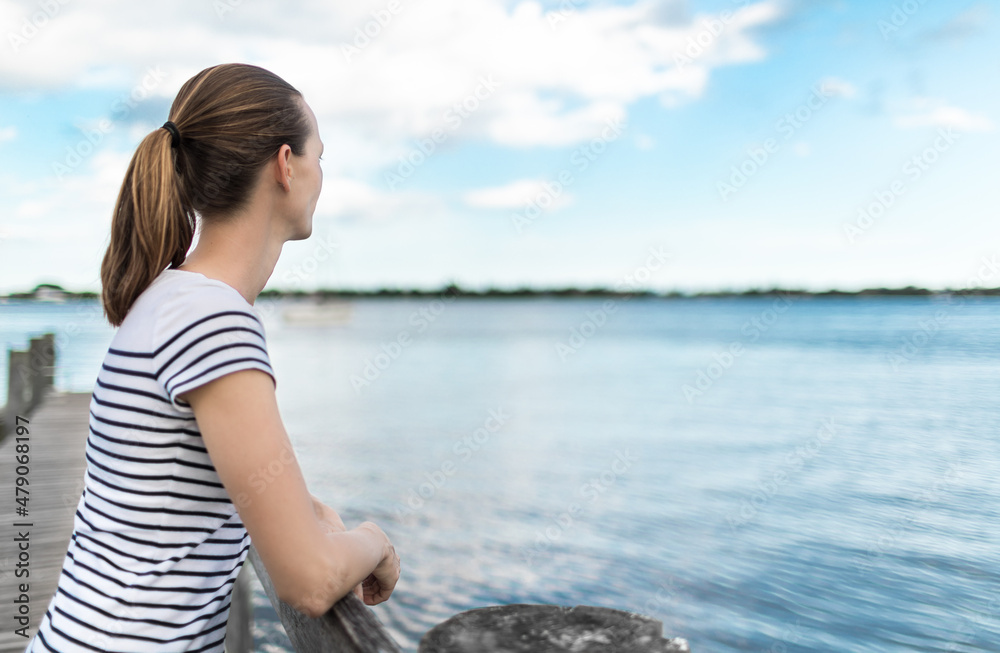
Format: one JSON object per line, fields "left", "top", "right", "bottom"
{"left": 100, "top": 63, "right": 315, "bottom": 326}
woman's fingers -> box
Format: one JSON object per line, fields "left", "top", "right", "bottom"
{"left": 362, "top": 574, "right": 390, "bottom": 605}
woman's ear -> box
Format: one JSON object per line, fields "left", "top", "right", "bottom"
{"left": 275, "top": 143, "right": 293, "bottom": 192}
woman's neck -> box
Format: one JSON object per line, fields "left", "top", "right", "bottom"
{"left": 178, "top": 210, "right": 285, "bottom": 305}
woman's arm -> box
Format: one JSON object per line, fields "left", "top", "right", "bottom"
{"left": 310, "top": 493, "right": 345, "bottom": 532}
{"left": 310, "top": 493, "right": 366, "bottom": 601}
{"left": 181, "top": 369, "right": 399, "bottom": 617}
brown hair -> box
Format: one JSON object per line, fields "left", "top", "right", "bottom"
{"left": 100, "top": 63, "right": 311, "bottom": 326}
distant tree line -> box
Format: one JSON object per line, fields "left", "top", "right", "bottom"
{"left": 5, "top": 282, "right": 1000, "bottom": 301}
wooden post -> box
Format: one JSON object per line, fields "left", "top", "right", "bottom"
{"left": 29, "top": 333, "right": 55, "bottom": 411}
{"left": 2, "top": 333, "right": 55, "bottom": 440}
{"left": 247, "top": 544, "right": 403, "bottom": 653}
{"left": 5, "top": 349, "right": 32, "bottom": 438}
{"left": 418, "top": 604, "right": 690, "bottom": 652}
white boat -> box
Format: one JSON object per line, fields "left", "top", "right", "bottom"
{"left": 282, "top": 300, "right": 353, "bottom": 326}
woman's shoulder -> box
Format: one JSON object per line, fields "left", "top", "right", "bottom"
{"left": 123, "top": 269, "right": 265, "bottom": 337}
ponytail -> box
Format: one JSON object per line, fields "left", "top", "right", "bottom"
{"left": 98, "top": 63, "right": 309, "bottom": 327}
{"left": 100, "top": 125, "right": 193, "bottom": 327}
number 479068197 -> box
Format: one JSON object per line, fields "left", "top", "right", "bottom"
{"left": 14, "top": 415, "right": 30, "bottom": 509}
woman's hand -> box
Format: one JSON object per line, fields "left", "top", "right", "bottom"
{"left": 357, "top": 522, "right": 400, "bottom": 606}
{"left": 311, "top": 496, "right": 364, "bottom": 601}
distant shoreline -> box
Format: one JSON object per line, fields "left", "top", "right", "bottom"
{"left": 4, "top": 283, "right": 1000, "bottom": 301}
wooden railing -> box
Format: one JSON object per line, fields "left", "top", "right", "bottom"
{"left": 243, "top": 546, "right": 402, "bottom": 652}
{"left": 230, "top": 545, "right": 690, "bottom": 652}
{"left": 0, "top": 333, "right": 55, "bottom": 442}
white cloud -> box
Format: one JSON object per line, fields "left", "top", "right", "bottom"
{"left": 314, "top": 176, "right": 443, "bottom": 221}
{"left": 463, "top": 178, "right": 574, "bottom": 210}
{"left": 0, "top": 0, "right": 788, "bottom": 291}
{"left": 635, "top": 134, "right": 655, "bottom": 150}
{"left": 2, "top": 148, "right": 129, "bottom": 240}
{"left": 894, "top": 102, "right": 995, "bottom": 132}
{"left": 0, "top": 0, "right": 785, "bottom": 158}
{"left": 819, "top": 77, "right": 857, "bottom": 98}
{"left": 921, "top": 3, "right": 990, "bottom": 43}
{"left": 0, "top": 126, "right": 16, "bottom": 143}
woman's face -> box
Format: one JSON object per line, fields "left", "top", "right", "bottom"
{"left": 287, "top": 99, "right": 323, "bottom": 240}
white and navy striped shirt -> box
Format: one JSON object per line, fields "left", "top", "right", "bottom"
{"left": 26, "top": 268, "right": 275, "bottom": 653}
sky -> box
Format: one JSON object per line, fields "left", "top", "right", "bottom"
{"left": 0, "top": 0, "right": 998, "bottom": 294}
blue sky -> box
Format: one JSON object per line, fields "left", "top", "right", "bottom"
{"left": 1, "top": 0, "right": 997, "bottom": 293}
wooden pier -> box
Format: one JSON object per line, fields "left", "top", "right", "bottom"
{"left": 0, "top": 333, "right": 92, "bottom": 653}
{"left": 0, "top": 392, "right": 91, "bottom": 653}
{"left": 1, "top": 333, "right": 690, "bottom": 652}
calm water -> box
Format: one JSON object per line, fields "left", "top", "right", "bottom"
{"left": 2, "top": 295, "right": 999, "bottom": 652}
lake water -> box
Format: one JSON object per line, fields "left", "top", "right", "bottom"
{"left": 2, "top": 295, "right": 999, "bottom": 652}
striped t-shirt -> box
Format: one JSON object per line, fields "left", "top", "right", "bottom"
{"left": 26, "top": 268, "right": 276, "bottom": 653}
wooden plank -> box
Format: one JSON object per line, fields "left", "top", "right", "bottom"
{"left": 248, "top": 545, "right": 403, "bottom": 653}
{"left": 0, "top": 392, "right": 91, "bottom": 653}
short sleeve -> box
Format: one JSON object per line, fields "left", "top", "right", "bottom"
{"left": 152, "top": 281, "right": 276, "bottom": 408}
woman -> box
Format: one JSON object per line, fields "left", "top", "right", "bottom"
{"left": 26, "top": 63, "right": 399, "bottom": 652}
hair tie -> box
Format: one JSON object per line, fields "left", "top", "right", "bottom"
{"left": 162, "top": 121, "right": 181, "bottom": 148}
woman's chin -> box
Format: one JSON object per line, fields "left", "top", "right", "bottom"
{"left": 290, "top": 219, "right": 314, "bottom": 241}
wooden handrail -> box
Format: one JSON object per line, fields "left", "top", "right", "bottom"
{"left": 246, "top": 544, "right": 403, "bottom": 652}
{"left": 240, "top": 546, "right": 692, "bottom": 652}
